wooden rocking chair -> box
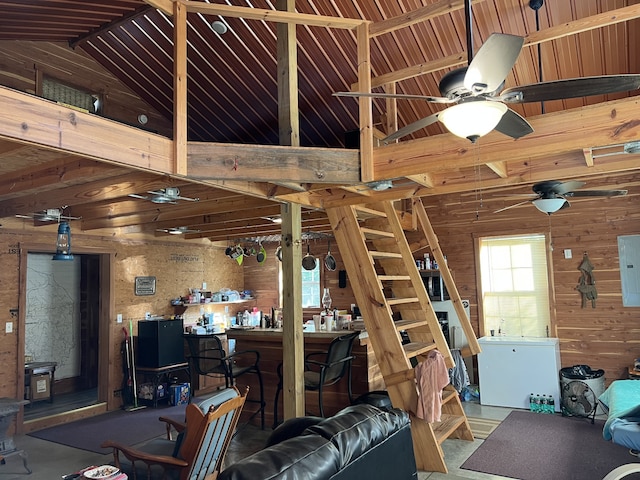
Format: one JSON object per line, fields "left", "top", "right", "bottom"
{"left": 101, "top": 386, "right": 247, "bottom": 480}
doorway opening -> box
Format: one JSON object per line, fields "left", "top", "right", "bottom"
{"left": 18, "top": 244, "right": 113, "bottom": 432}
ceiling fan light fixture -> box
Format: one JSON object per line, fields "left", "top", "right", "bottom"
{"left": 367, "top": 180, "right": 393, "bottom": 191}
{"left": 532, "top": 197, "right": 566, "bottom": 214}
{"left": 439, "top": 101, "right": 508, "bottom": 143}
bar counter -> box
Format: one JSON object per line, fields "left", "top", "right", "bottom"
{"left": 225, "top": 328, "right": 383, "bottom": 426}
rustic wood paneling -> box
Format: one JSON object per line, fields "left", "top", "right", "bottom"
{"left": 409, "top": 172, "right": 640, "bottom": 386}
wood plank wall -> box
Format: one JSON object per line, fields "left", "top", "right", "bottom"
{"left": 408, "top": 172, "right": 640, "bottom": 385}
{"left": 0, "top": 42, "right": 172, "bottom": 137}
{"left": 243, "top": 240, "right": 359, "bottom": 322}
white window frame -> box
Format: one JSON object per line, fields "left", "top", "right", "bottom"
{"left": 475, "top": 233, "right": 556, "bottom": 338}
{"left": 301, "top": 263, "right": 321, "bottom": 308}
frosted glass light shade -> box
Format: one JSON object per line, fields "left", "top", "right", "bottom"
{"left": 532, "top": 198, "right": 567, "bottom": 214}
{"left": 439, "top": 101, "right": 508, "bottom": 142}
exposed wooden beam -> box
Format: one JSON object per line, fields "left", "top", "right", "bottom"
{"left": 357, "top": 3, "right": 640, "bottom": 91}
{"left": 369, "top": 0, "right": 485, "bottom": 38}
{"left": 357, "top": 22, "right": 373, "bottom": 183}
{"left": 142, "top": 0, "right": 173, "bottom": 16}
{"left": 486, "top": 162, "right": 508, "bottom": 178}
{"left": 183, "top": 1, "right": 365, "bottom": 29}
{"left": 187, "top": 142, "right": 360, "bottom": 184}
{"left": 173, "top": 0, "right": 188, "bottom": 176}
{"left": 373, "top": 97, "right": 640, "bottom": 180}
{"left": 0, "top": 172, "right": 174, "bottom": 217}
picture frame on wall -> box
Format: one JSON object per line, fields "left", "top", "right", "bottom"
{"left": 135, "top": 276, "right": 156, "bottom": 296}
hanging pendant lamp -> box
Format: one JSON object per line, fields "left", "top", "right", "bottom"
{"left": 52, "top": 221, "right": 74, "bottom": 261}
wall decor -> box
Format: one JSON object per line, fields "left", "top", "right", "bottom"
{"left": 135, "top": 276, "right": 156, "bottom": 296}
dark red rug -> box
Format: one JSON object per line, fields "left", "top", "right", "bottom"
{"left": 461, "top": 410, "right": 639, "bottom": 480}
{"left": 28, "top": 403, "right": 187, "bottom": 454}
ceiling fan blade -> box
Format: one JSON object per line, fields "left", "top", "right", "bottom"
{"left": 494, "top": 199, "right": 532, "bottom": 214}
{"left": 551, "top": 180, "right": 585, "bottom": 195}
{"left": 500, "top": 75, "right": 640, "bottom": 103}
{"left": 464, "top": 33, "right": 524, "bottom": 95}
{"left": 382, "top": 113, "right": 440, "bottom": 143}
{"left": 565, "top": 189, "right": 628, "bottom": 197}
{"left": 333, "top": 91, "right": 452, "bottom": 104}
{"left": 494, "top": 108, "right": 534, "bottom": 139}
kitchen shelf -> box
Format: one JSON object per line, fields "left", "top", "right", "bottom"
{"left": 173, "top": 297, "right": 255, "bottom": 308}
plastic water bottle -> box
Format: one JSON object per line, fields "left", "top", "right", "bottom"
{"left": 534, "top": 394, "right": 541, "bottom": 413}
{"left": 541, "top": 395, "right": 548, "bottom": 414}
{"left": 529, "top": 393, "right": 536, "bottom": 412}
{"left": 548, "top": 395, "right": 555, "bottom": 414}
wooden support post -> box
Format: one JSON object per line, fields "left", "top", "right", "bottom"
{"left": 356, "top": 22, "right": 373, "bottom": 183}
{"left": 173, "top": 0, "right": 188, "bottom": 176}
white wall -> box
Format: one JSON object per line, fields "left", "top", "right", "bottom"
{"left": 25, "top": 253, "right": 81, "bottom": 379}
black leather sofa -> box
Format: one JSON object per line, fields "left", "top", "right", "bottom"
{"left": 219, "top": 403, "right": 418, "bottom": 480}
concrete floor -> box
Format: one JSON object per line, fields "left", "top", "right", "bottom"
{"left": 0, "top": 401, "right": 516, "bottom": 480}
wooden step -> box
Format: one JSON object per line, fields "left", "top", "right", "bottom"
{"left": 403, "top": 341, "right": 437, "bottom": 358}
{"left": 354, "top": 205, "right": 387, "bottom": 219}
{"left": 433, "top": 413, "right": 467, "bottom": 445}
{"left": 378, "top": 275, "right": 412, "bottom": 281}
{"left": 361, "top": 227, "right": 394, "bottom": 239}
{"left": 369, "top": 251, "right": 402, "bottom": 259}
{"left": 394, "top": 319, "right": 429, "bottom": 330}
{"left": 387, "top": 297, "right": 419, "bottom": 306}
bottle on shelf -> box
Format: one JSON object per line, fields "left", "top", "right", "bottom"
{"left": 541, "top": 394, "right": 548, "bottom": 414}
{"left": 529, "top": 393, "right": 536, "bottom": 412}
{"left": 424, "top": 253, "right": 431, "bottom": 270}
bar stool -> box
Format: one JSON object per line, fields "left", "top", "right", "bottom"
{"left": 273, "top": 330, "right": 360, "bottom": 427}
{"left": 184, "top": 334, "right": 265, "bottom": 429}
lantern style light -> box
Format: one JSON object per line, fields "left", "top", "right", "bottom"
{"left": 52, "top": 221, "right": 74, "bottom": 261}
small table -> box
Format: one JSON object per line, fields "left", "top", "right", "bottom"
{"left": 24, "top": 361, "right": 57, "bottom": 404}
{"left": 135, "top": 363, "right": 190, "bottom": 408}
{"left": 0, "top": 398, "right": 31, "bottom": 474}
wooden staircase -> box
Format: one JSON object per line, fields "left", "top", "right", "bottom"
{"left": 326, "top": 198, "right": 481, "bottom": 473}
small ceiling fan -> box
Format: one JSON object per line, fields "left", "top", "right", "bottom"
{"left": 129, "top": 187, "right": 199, "bottom": 204}
{"left": 334, "top": 1, "right": 640, "bottom": 143}
{"left": 16, "top": 208, "right": 80, "bottom": 223}
{"left": 156, "top": 226, "right": 201, "bottom": 235}
{"left": 494, "top": 180, "right": 628, "bottom": 215}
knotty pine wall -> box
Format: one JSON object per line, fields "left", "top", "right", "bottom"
{"left": 412, "top": 172, "right": 640, "bottom": 385}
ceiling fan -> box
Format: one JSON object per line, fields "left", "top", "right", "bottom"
{"left": 16, "top": 208, "right": 80, "bottom": 223}
{"left": 494, "top": 180, "right": 628, "bottom": 215}
{"left": 156, "top": 226, "right": 201, "bottom": 235}
{"left": 129, "top": 187, "right": 199, "bottom": 204}
{"left": 334, "top": 1, "right": 640, "bottom": 144}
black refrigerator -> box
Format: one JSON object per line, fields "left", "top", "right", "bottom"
{"left": 137, "top": 318, "right": 185, "bottom": 368}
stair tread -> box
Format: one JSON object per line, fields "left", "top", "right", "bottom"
{"left": 370, "top": 251, "right": 403, "bottom": 259}
{"left": 379, "top": 275, "right": 412, "bottom": 281}
{"left": 361, "top": 227, "right": 395, "bottom": 238}
{"left": 403, "top": 341, "right": 437, "bottom": 358}
{"left": 387, "top": 297, "right": 419, "bottom": 306}
{"left": 394, "top": 319, "right": 429, "bottom": 330}
{"left": 354, "top": 205, "right": 387, "bottom": 219}
{"left": 433, "top": 414, "right": 467, "bottom": 444}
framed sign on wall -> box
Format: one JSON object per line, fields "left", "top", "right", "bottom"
{"left": 135, "top": 276, "right": 156, "bottom": 296}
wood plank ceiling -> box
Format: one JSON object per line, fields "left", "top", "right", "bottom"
{"left": 0, "top": 0, "right": 638, "bottom": 242}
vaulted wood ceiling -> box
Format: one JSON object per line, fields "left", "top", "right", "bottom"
{"left": 0, "top": 0, "right": 639, "bottom": 242}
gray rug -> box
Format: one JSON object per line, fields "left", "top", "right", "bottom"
{"left": 461, "top": 410, "right": 639, "bottom": 480}
{"left": 28, "top": 404, "right": 187, "bottom": 454}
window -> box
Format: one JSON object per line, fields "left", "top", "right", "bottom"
{"left": 301, "top": 263, "right": 320, "bottom": 308}
{"left": 41, "top": 76, "right": 102, "bottom": 114}
{"left": 478, "top": 234, "right": 552, "bottom": 338}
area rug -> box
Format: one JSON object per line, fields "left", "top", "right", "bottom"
{"left": 461, "top": 410, "right": 636, "bottom": 480}
{"left": 28, "top": 403, "right": 187, "bottom": 454}
{"left": 467, "top": 416, "right": 501, "bottom": 439}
